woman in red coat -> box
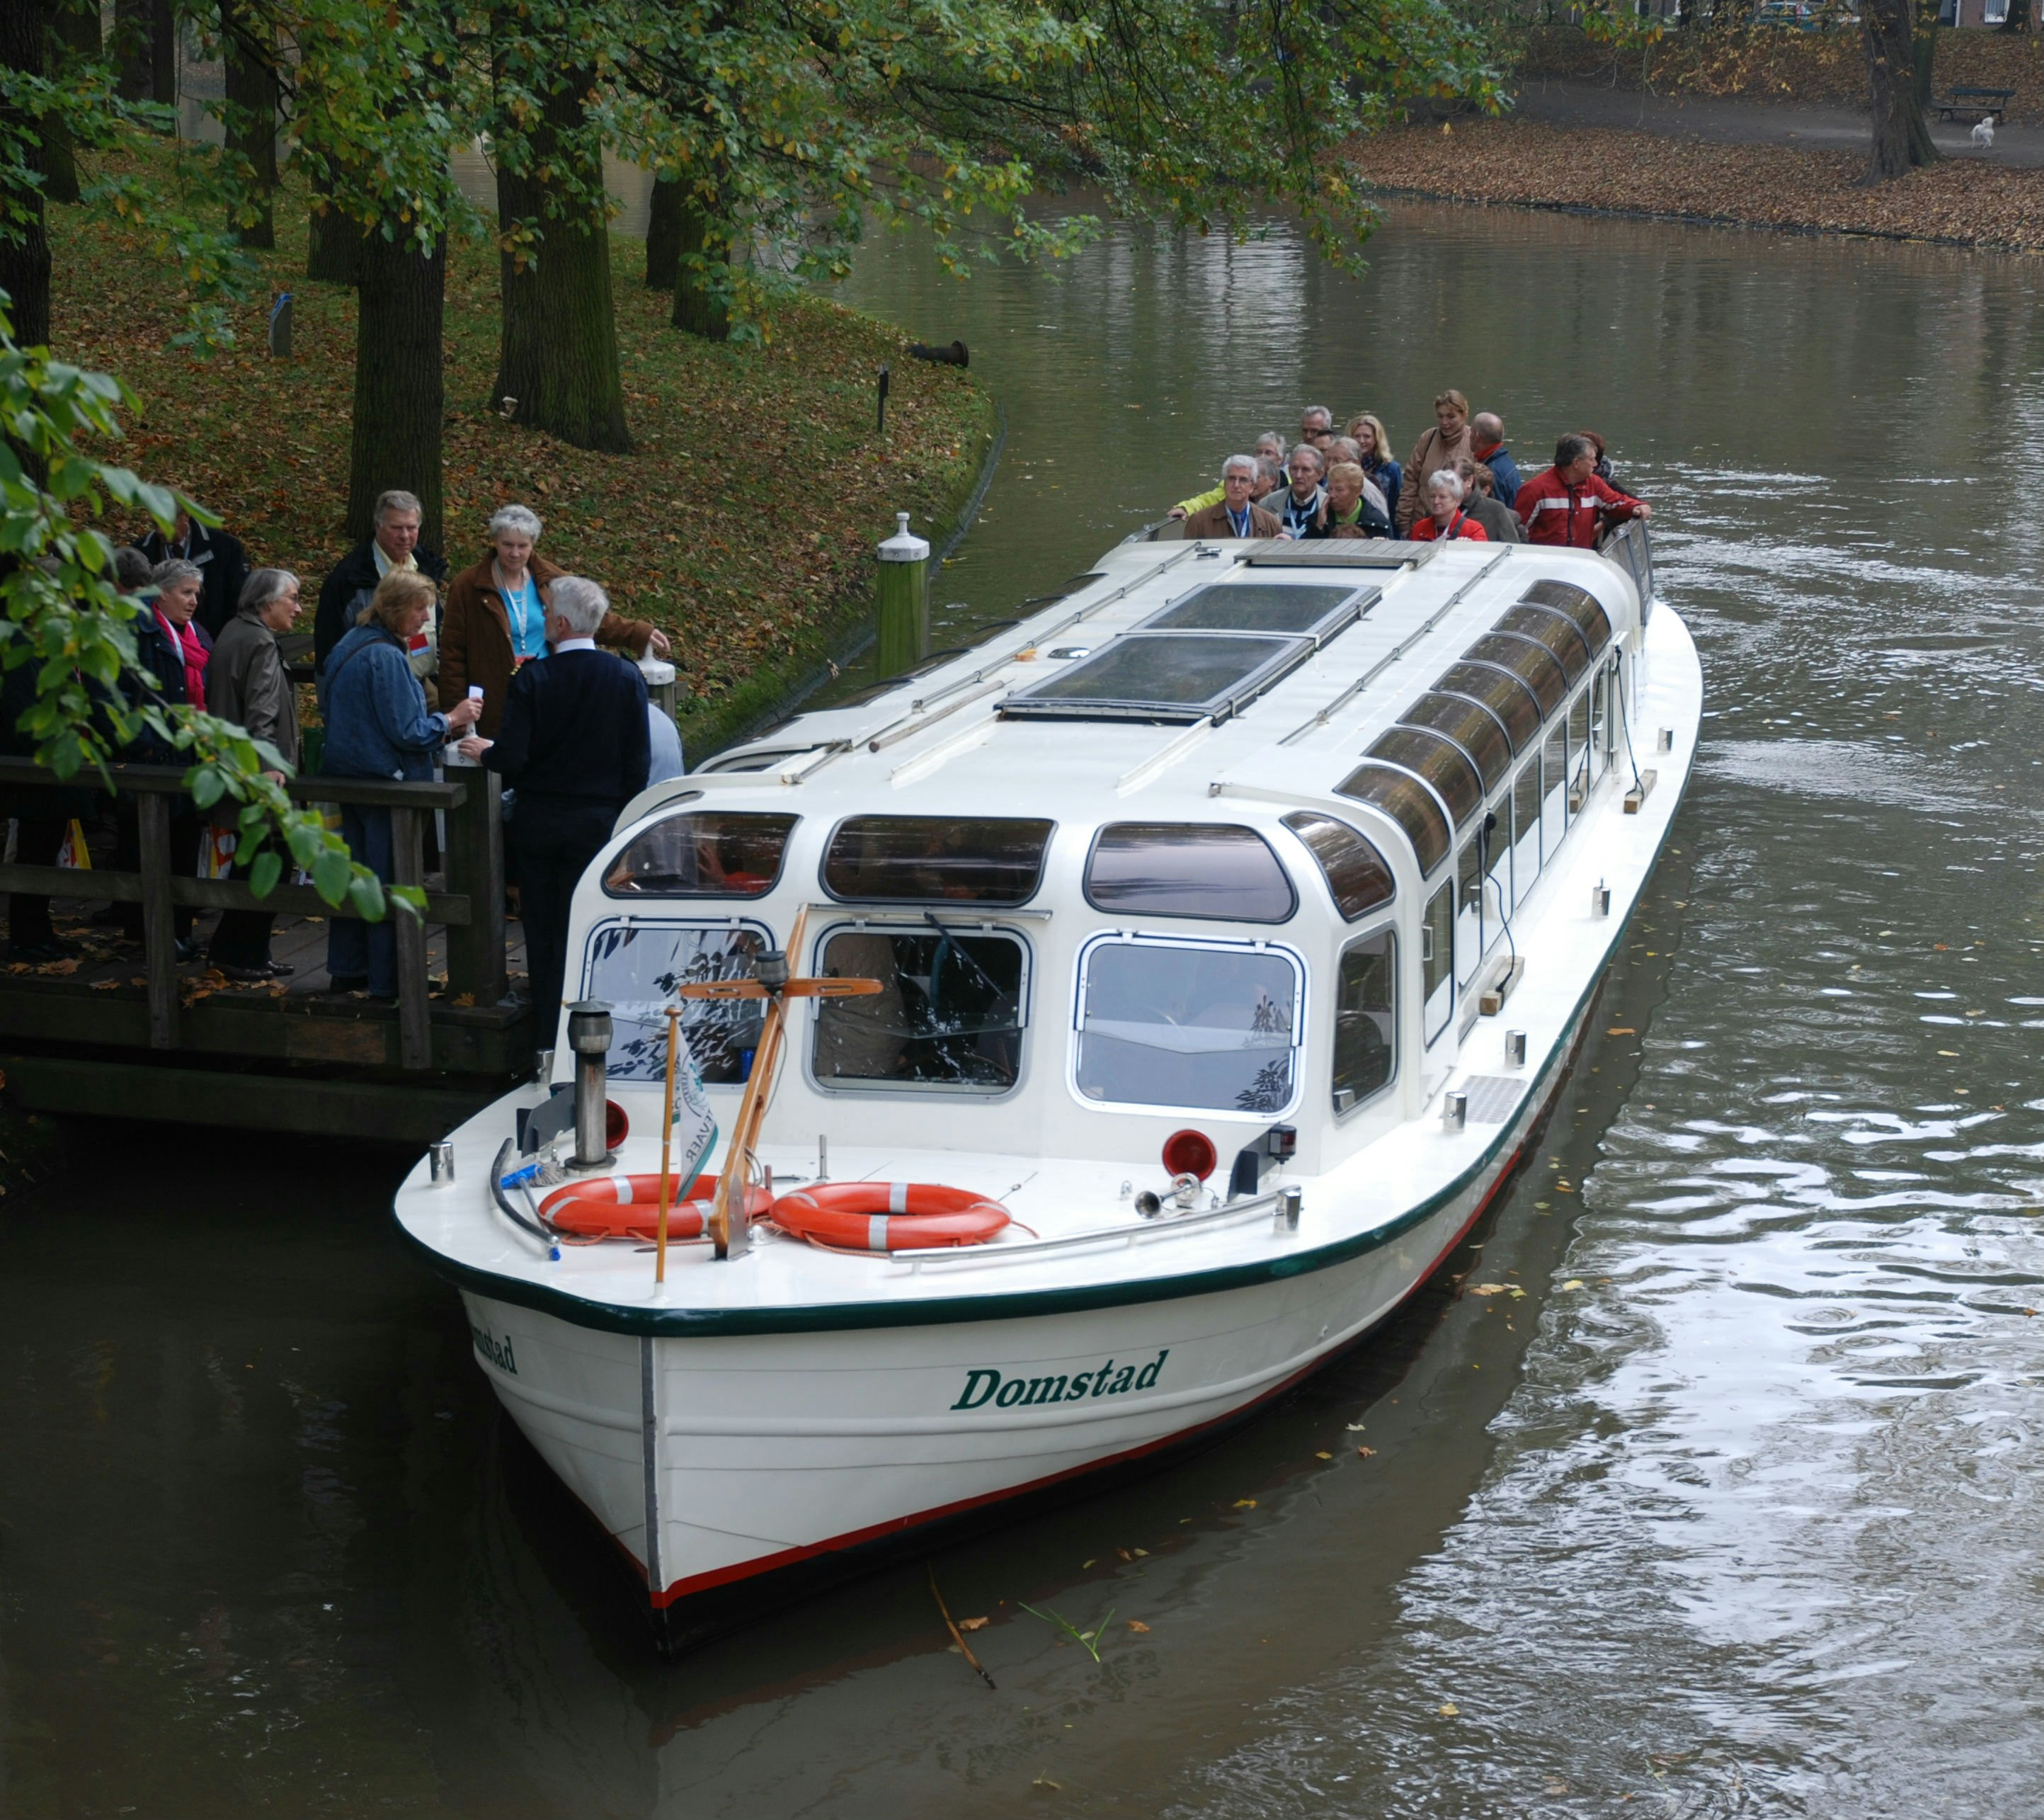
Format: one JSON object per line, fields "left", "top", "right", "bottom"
{"left": 1408, "top": 470, "right": 1489, "bottom": 544}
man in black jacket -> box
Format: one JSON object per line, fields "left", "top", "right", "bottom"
{"left": 459, "top": 575, "right": 651, "bottom": 1042}
{"left": 313, "top": 489, "right": 448, "bottom": 673}
{"left": 137, "top": 504, "right": 250, "bottom": 640}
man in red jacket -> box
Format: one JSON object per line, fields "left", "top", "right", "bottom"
{"left": 1517, "top": 434, "right": 1652, "bottom": 547}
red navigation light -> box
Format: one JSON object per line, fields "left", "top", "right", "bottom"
{"left": 1162, "top": 1129, "right": 1217, "bottom": 1182}
{"left": 606, "top": 1100, "right": 630, "bottom": 1151}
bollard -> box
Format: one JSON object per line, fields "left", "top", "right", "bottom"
{"left": 566, "top": 1001, "right": 614, "bottom": 1168}
{"left": 268, "top": 292, "right": 292, "bottom": 358}
{"left": 877, "top": 510, "right": 930, "bottom": 676}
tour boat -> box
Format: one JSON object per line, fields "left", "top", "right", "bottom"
{"left": 394, "top": 525, "right": 1700, "bottom": 1649}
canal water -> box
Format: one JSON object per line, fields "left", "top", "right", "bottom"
{"left": 6, "top": 203, "right": 2044, "bottom": 1817}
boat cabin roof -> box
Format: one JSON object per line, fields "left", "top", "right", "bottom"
{"left": 630, "top": 539, "right": 1640, "bottom": 885}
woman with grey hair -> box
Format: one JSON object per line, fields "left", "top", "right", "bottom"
{"left": 440, "top": 503, "right": 670, "bottom": 741}
{"left": 205, "top": 568, "right": 303, "bottom": 977}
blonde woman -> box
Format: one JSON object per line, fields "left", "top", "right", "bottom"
{"left": 1346, "top": 412, "right": 1402, "bottom": 528}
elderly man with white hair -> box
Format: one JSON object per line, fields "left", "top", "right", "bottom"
{"left": 460, "top": 575, "right": 651, "bottom": 1039}
{"left": 1180, "top": 456, "right": 1281, "bottom": 540}
{"left": 440, "top": 503, "right": 670, "bottom": 740}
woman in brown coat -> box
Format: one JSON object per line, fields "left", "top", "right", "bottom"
{"left": 1395, "top": 389, "right": 1475, "bottom": 535}
{"left": 440, "top": 504, "right": 670, "bottom": 739}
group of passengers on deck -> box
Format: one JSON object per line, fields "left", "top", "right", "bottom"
{"left": 1170, "top": 393, "right": 1652, "bottom": 548}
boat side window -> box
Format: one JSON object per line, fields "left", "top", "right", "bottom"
{"left": 1366, "top": 725, "right": 1483, "bottom": 828}
{"left": 1281, "top": 811, "right": 1394, "bottom": 921}
{"left": 583, "top": 918, "right": 769, "bottom": 1084}
{"left": 1495, "top": 605, "right": 1591, "bottom": 684}
{"left": 1542, "top": 717, "right": 1568, "bottom": 848}
{"left": 1085, "top": 822, "right": 1296, "bottom": 923}
{"left": 1568, "top": 690, "right": 1592, "bottom": 806}
{"left": 1466, "top": 632, "right": 1567, "bottom": 717}
{"left": 1435, "top": 661, "right": 1540, "bottom": 754}
{"left": 812, "top": 925, "right": 1027, "bottom": 1093}
{"left": 1332, "top": 929, "right": 1395, "bottom": 1116}
{"left": 1075, "top": 936, "right": 1301, "bottom": 1117}
{"left": 603, "top": 812, "right": 798, "bottom": 899}
{"left": 1590, "top": 666, "right": 1611, "bottom": 778}
{"left": 1422, "top": 880, "right": 1454, "bottom": 1045}
{"left": 1455, "top": 837, "right": 1483, "bottom": 986}
{"left": 1512, "top": 758, "right": 1542, "bottom": 907}
{"left": 1398, "top": 692, "right": 1510, "bottom": 790}
{"left": 1519, "top": 580, "right": 1614, "bottom": 657}
{"left": 823, "top": 815, "right": 1054, "bottom": 906}
{"left": 1333, "top": 763, "right": 1451, "bottom": 877}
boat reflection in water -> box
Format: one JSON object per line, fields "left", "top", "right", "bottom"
{"left": 395, "top": 527, "right": 1698, "bottom": 1651}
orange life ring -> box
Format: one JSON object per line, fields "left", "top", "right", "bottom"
{"left": 539, "top": 1172, "right": 772, "bottom": 1241}
{"left": 769, "top": 1181, "right": 1012, "bottom": 1252}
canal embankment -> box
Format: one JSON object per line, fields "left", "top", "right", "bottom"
{"left": 52, "top": 176, "right": 997, "bottom": 764}
{"left": 1349, "top": 113, "right": 2044, "bottom": 255}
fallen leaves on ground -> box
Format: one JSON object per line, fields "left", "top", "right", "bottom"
{"left": 1126, "top": 1620, "right": 1151, "bottom": 1632}
{"left": 1349, "top": 120, "right": 2044, "bottom": 255}
{"left": 957, "top": 1616, "right": 989, "bottom": 1632}
{"left": 51, "top": 157, "right": 990, "bottom": 744}
{"left": 1231, "top": 1498, "right": 1257, "bottom": 1509}
{"left": 1357, "top": 1445, "right": 1376, "bottom": 1457}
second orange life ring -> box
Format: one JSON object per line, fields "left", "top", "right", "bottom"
{"left": 539, "top": 1172, "right": 771, "bottom": 1241}
{"left": 770, "top": 1181, "right": 1011, "bottom": 1252}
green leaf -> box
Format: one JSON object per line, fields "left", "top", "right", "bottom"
{"left": 248, "top": 850, "right": 282, "bottom": 899}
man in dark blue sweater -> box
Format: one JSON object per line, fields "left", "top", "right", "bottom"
{"left": 462, "top": 576, "right": 651, "bottom": 1043}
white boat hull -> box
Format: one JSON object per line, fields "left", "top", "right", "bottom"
{"left": 458, "top": 992, "right": 1589, "bottom": 1625}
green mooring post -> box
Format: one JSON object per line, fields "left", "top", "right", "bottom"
{"left": 876, "top": 510, "right": 930, "bottom": 676}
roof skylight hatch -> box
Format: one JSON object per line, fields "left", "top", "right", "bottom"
{"left": 1000, "top": 631, "right": 1317, "bottom": 724}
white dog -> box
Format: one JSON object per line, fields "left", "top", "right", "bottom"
{"left": 1972, "top": 116, "right": 1996, "bottom": 149}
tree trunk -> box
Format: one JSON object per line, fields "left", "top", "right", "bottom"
{"left": 113, "top": 0, "right": 173, "bottom": 107}
{"left": 645, "top": 172, "right": 680, "bottom": 290}
{"left": 305, "top": 156, "right": 362, "bottom": 283}
{"left": 39, "top": 1, "right": 98, "bottom": 207}
{"left": 1864, "top": 0, "right": 1936, "bottom": 180}
{"left": 346, "top": 230, "right": 445, "bottom": 549}
{"left": 0, "top": 0, "right": 53, "bottom": 348}
{"left": 491, "top": 73, "right": 632, "bottom": 452}
{"left": 221, "top": 0, "right": 277, "bottom": 249}
{"left": 1911, "top": 0, "right": 1941, "bottom": 108}
{"left": 671, "top": 188, "right": 734, "bottom": 341}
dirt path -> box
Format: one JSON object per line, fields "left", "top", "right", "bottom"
{"left": 1514, "top": 75, "right": 2044, "bottom": 168}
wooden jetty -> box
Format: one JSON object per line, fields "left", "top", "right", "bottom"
{"left": 0, "top": 756, "right": 534, "bottom": 1144}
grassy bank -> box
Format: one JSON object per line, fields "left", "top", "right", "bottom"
{"left": 49, "top": 176, "right": 995, "bottom": 758}
{"left": 1349, "top": 120, "right": 2044, "bottom": 254}
{"left": 1521, "top": 23, "right": 2044, "bottom": 127}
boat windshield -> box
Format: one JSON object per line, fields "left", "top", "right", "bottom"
{"left": 813, "top": 926, "right": 1027, "bottom": 1091}
{"left": 1075, "top": 937, "right": 1300, "bottom": 1116}
{"left": 581, "top": 919, "right": 767, "bottom": 1084}
{"left": 823, "top": 815, "right": 1054, "bottom": 905}
{"left": 1085, "top": 823, "right": 1296, "bottom": 923}
{"left": 1281, "top": 811, "right": 1394, "bottom": 920}
{"left": 603, "top": 811, "right": 797, "bottom": 897}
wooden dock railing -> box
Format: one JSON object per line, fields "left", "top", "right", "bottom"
{"left": 0, "top": 757, "right": 507, "bottom": 1072}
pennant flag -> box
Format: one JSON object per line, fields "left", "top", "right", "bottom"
{"left": 670, "top": 1022, "right": 719, "bottom": 1188}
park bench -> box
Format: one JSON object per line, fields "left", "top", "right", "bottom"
{"left": 1935, "top": 86, "right": 2016, "bottom": 123}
